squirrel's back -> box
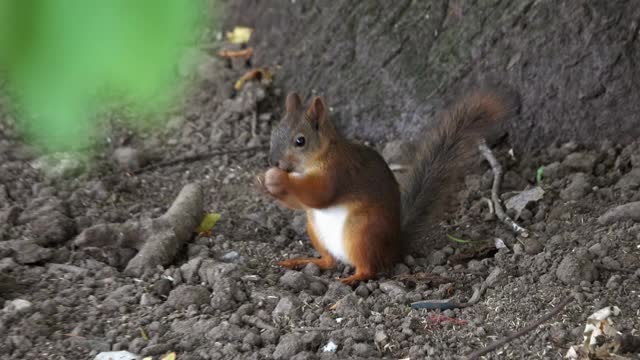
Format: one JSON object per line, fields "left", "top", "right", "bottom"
{"left": 400, "top": 90, "right": 517, "bottom": 245}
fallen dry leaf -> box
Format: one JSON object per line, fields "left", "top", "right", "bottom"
{"left": 234, "top": 68, "right": 273, "bottom": 90}
{"left": 226, "top": 26, "right": 253, "bottom": 44}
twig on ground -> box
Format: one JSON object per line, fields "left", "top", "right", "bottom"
{"left": 388, "top": 164, "right": 409, "bottom": 172}
{"left": 466, "top": 295, "right": 574, "bottom": 360}
{"left": 478, "top": 140, "right": 529, "bottom": 237}
{"left": 74, "top": 183, "right": 205, "bottom": 276}
{"left": 411, "top": 283, "right": 485, "bottom": 310}
{"left": 242, "top": 315, "right": 276, "bottom": 331}
{"left": 292, "top": 327, "right": 335, "bottom": 332}
{"left": 131, "top": 146, "right": 267, "bottom": 175}
{"left": 595, "top": 264, "right": 637, "bottom": 274}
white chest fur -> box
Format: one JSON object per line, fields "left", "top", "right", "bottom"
{"left": 311, "top": 206, "right": 350, "bottom": 264}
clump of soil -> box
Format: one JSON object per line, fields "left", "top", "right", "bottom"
{"left": 1, "top": 49, "right": 639, "bottom": 360}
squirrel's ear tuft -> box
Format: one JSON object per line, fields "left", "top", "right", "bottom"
{"left": 305, "top": 96, "right": 326, "bottom": 130}
{"left": 285, "top": 92, "right": 302, "bottom": 113}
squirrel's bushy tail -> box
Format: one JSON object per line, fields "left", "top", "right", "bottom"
{"left": 400, "top": 90, "right": 516, "bottom": 245}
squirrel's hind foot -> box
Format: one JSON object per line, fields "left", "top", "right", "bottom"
{"left": 278, "top": 257, "right": 335, "bottom": 270}
{"left": 339, "top": 270, "right": 376, "bottom": 286}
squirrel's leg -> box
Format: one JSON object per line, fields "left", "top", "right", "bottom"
{"left": 278, "top": 217, "right": 336, "bottom": 270}
{"left": 339, "top": 209, "right": 397, "bottom": 285}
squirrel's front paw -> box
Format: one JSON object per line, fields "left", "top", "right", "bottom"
{"left": 265, "top": 167, "right": 288, "bottom": 196}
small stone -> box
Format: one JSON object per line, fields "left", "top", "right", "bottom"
{"left": 354, "top": 284, "right": 370, "bottom": 298}
{"left": 556, "top": 254, "right": 598, "bottom": 285}
{"left": 543, "top": 162, "right": 565, "bottom": 179}
{"left": 484, "top": 267, "right": 505, "bottom": 288}
{"left": 153, "top": 278, "right": 173, "bottom": 297}
{"left": 113, "top": 147, "right": 146, "bottom": 171}
{"left": 166, "top": 285, "right": 210, "bottom": 309}
{"left": 513, "top": 243, "right": 524, "bottom": 255}
{"left": 301, "top": 331, "right": 322, "bottom": 350}
{"left": 279, "top": 271, "right": 308, "bottom": 292}
{"left": 428, "top": 250, "right": 447, "bottom": 266}
{"left": 379, "top": 281, "right": 407, "bottom": 296}
{"left": 588, "top": 243, "right": 608, "bottom": 258}
{"left": 0, "top": 257, "right": 18, "bottom": 272}
{"left": 606, "top": 275, "right": 622, "bottom": 289}
{"left": 222, "top": 251, "right": 240, "bottom": 261}
{"left": 308, "top": 281, "right": 327, "bottom": 296}
{"left": 467, "top": 260, "right": 486, "bottom": 272}
{"left": 598, "top": 201, "right": 640, "bottom": 225}
{"left": 393, "top": 263, "right": 410, "bottom": 275}
{"left": 563, "top": 152, "right": 597, "bottom": 173}
{"left": 3, "top": 240, "right": 52, "bottom": 264}
{"left": 140, "top": 293, "right": 161, "bottom": 306}
{"left": 374, "top": 330, "right": 388, "bottom": 344}
{"left": 560, "top": 173, "right": 591, "bottom": 200}
{"left": 3, "top": 299, "right": 33, "bottom": 314}
{"left": 243, "top": 332, "right": 262, "bottom": 347}
{"left": 261, "top": 328, "right": 281, "bottom": 345}
{"left": 323, "top": 281, "right": 352, "bottom": 302}
{"left": 321, "top": 340, "right": 338, "bottom": 353}
{"left": 352, "top": 343, "right": 373, "bottom": 356}
{"left": 302, "top": 263, "right": 321, "bottom": 277}
{"left": 180, "top": 257, "right": 203, "bottom": 284}
{"left": 30, "top": 212, "right": 76, "bottom": 246}
{"left": 524, "top": 238, "right": 544, "bottom": 255}
{"left": 141, "top": 344, "right": 172, "bottom": 356}
{"left": 404, "top": 255, "right": 416, "bottom": 266}
{"left": 209, "top": 278, "right": 241, "bottom": 311}
{"left": 273, "top": 333, "right": 303, "bottom": 360}
{"left": 335, "top": 294, "right": 369, "bottom": 317}
{"left": 95, "top": 351, "right": 140, "bottom": 360}
{"left": 0, "top": 206, "right": 21, "bottom": 226}
{"left": 615, "top": 168, "right": 640, "bottom": 190}
{"left": 272, "top": 296, "right": 302, "bottom": 322}
{"left": 31, "top": 152, "right": 84, "bottom": 179}
{"left": 198, "top": 260, "right": 241, "bottom": 288}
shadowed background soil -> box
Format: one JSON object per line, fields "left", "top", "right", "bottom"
{"left": 223, "top": 0, "right": 640, "bottom": 150}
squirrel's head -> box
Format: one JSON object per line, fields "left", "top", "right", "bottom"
{"left": 269, "top": 92, "right": 336, "bottom": 173}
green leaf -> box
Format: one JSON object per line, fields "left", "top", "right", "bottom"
{"left": 196, "top": 213, "right": 221, "bottom": 233}
{"left": 1, "top": 1, "right": 202, "bottom": 152}
{"left": 446, "top": 233, "right": 472, "bottom": 244}
{"left": 536, "top": 166, "right": 544, "bottom": 185}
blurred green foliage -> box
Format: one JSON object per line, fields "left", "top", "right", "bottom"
{"left": 0, "top": 1, "right": 201, "bottom": 152}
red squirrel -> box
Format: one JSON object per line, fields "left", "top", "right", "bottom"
{"left": 259, "top": 90, "right": 512, "bottom": 285}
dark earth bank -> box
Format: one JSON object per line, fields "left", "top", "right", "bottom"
{"left": 223, "top": 0, "right": 640, "bottom": 151}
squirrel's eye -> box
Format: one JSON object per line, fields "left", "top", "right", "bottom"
{"left": 295, "top": 136, "right": 306, "bottom": 147}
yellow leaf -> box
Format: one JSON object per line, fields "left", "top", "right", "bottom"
{"left": 140, "top": 327, "right": 149, "bottom": 341}
{"left": 142, "top": 357, "right": 152, "bottom": 360}
{"left": 226, "top": 26, "right": 253, "bottom": 44}
{"left": 196, "top": 213, "right": 221, "bottom": 233}
{"left": 161, "top": 352, "right": 176, "bottom": 360}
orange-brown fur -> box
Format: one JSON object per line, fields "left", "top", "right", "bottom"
{"left": 262, "top": 90, "right": 513, "bottom": 285}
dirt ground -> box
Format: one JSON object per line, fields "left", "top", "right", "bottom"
{"left": 1, "top": 48, "right": 640, "bottom": 360}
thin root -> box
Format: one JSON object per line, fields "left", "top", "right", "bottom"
{"left": 478, "top": 140, "right": 529, "bottom": 237}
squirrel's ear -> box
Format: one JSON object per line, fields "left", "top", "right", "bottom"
{"left": 305, "top": 96, "right": 326, "bottom": 130}
{"left": 285, "top": 92, "right": 302, "bottom": 113}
